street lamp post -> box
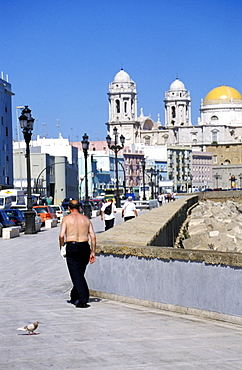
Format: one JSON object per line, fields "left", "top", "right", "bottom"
{"left": 117, "top": 160, "right": 127, "bottom": 197}
{"left": 79, "top": 175, "right": 84, "bottom": 199}
{"left": 141, "top": 158, "right": 146, "bottom": 200}
{"left": 81, "top": 133, "right": 92, "bottom": 219}
{"left": 18, "top": 106, "right": 36, "bottom": 234}
{"left": 156, "top": 169, "right": 160, "bottom": 195}
{"left": 148, "top": 167, "right": 159, "bottom": 199}
{"left": 106, "top": 127, "right": 125, "bottom": 208}
{"left": 239, "top": 173, "right": 242, "bottom": 189}
{"left": 214, "top": 173, "right": 220, "bottom": 188}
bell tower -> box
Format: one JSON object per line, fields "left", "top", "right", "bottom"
{"left": 164, "top": 78, "right": 191, "bottom": 127}
{"left": 108, "top": 69, "right": 137, "bottom": 123}
{"left": 107, "top": 69, "right": 138, "bottom": 145}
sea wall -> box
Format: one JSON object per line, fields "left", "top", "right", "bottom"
{"left": 87, "top": 195, "right": 242, "bottom": 324}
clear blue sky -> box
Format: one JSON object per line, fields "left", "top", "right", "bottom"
{"left": 1, "top": 0, "right": 242, "bottom": 142}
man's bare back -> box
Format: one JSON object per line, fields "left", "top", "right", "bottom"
{"left": 62, "top": 212, "right": 91, "bottom": 242}
{"left": 59, "top": 200, "right": 96, "bottom": 264}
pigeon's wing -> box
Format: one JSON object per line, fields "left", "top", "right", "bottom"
{"left": 26, "top": 323, "right": 35, "bottom": 331}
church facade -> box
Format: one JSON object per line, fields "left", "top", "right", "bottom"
{"left": 107, "top": 69, "right": 242, "bottom": 151}
{"left": 106, "top": 69, "right": 242, "bottom": 191}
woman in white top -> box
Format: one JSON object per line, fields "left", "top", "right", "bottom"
{"left": 121, "top": 196, "right": 138, "bottom": 222}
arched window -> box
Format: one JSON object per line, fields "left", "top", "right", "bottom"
{"left": 171, "top": 106, "right": 176, "bottom": 118}
{"left": 143, "top": 119, "right": 153, "bottom": 130}
{"left": 144, "top": 136, "right": 150, "bottom": 145}
{"left": 211, "top": 115, "right": 218, "bottom": 121}
{"left": 116, "top": 100, "right": 120, "bottom": 113}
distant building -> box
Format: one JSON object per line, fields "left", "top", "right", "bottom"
{"left": 72, "top": 140, "right": 125, "bottom": 198}
{"left": 167, "top": 146, "right": 193, "bottom": 192}
{"left": 0, "top": 73, "right": 14, "bottom": 189}
{"left": 13, "top": 135, "right": 78, "bottom": 203}
{"left": 192, "top": 151, "right": 213, "bottom": 191}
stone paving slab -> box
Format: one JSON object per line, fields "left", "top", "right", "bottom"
{"left": 0, "top": 217, "right": 242, "bottom": 369}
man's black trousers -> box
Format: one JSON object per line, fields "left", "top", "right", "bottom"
{"left": 66, "top": 241, "right": 91, "bottom": 304}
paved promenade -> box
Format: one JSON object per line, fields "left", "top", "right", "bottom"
{"left": 1, "top": 211, "right": 242, "bottom": 369}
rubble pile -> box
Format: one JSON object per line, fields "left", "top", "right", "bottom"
{"left": 182, "top": 199, "right": 242, "bottom": 252}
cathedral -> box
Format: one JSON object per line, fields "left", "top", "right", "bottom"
{"left": 106, "top": 69, "right": 242, "bottom": 190}
{"left": 107, "top": 68, "right": 242, "bottom": 151}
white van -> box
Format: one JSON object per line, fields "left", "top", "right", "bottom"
{"left": 0, "top": 189, "right": 25, "bottom": 207}
{"left": 0, "top": 195, "right": 12, "bottom": 209}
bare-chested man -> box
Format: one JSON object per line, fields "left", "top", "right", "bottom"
{"left": 59, "top": 199, "right": 96, "bottom": 308}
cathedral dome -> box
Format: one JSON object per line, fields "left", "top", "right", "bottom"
{"left": 169, "top": 78, "right": 185, "bottom": 90}
{"left": 114, "top": 69, "right": 131, "bottom": 83}
{"left": 204, "top": 85, "right": 242, "bottom": 102}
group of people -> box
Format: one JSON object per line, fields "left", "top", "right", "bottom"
{"left": 100, "top": 196, "right": 138, "bottom": 231}
{"left": 59, "top": 196, "right": 138, "bottom": 309}
{"left": 157, "top": 192, "right": 176, "bottom": 206}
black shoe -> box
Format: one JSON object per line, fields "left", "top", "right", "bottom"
{"left": 76, "top": 302, "right": 90, "bottom": 308}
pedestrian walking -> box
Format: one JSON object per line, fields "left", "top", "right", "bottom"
{"left": 100, "top": 198, "right": 116, "bottom": 231}
{"left": 121, "top": 196, "right": 138, "bottom": 222}
{"left": 157, "top": 193, "right": 165, "bottom": 206}
{"left": 59, "top": 200, "right": 96, "bottom": 308}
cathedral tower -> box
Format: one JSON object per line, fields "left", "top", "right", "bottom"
{"left": 108, "top": 69, "right": 137, "bottom": 123}
{"left": 164, "top": 78, "right": 191, "bottom": 127}
{"left": 107, "top": 69, "right": 138, "bottom": 145}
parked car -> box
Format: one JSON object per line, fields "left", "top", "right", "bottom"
{"left": 0, "top": 210, "right": 15, "bottom": 237}
{"left": 62, "top": 197, "right": 75, "bottom": 203}
{"left": 61, "top": 202, "right": 71, "bottom": 213}
{"left": 89, "top": 198, "right": 104, "bottom": 210}
{"left": 3, "top": 209, "right": 25, "bottom": 231}
{"left": 61, "top": 200, "right": 83, "bottom": 214}
{"left": 33, "top": 206, "right": 57, "bottom": 225}
{"left": 21, "top": 209, "right": 42, "bottom": 232}
{"left": 51, "top": 205, "right": 68, "bottom": 222}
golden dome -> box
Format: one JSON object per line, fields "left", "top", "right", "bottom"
{"left": 204, "top": 85, "right": 242, "bottom": 102}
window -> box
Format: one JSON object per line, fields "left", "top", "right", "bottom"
{"left": 211, "top": 115, "right": 218, "bottom": 121}
{"left": 171, "top": 106, "right": 176, "bottom": 118}
{"left": 124, "top": 102, "right": 127, "bottom": 113}
{"left": 211, "top": 130, "right": 218, "bottom": 143}
{"left": 213, "top": 155, "right": 217, "bottom": 164}
{"left": 115, "top": 100, "right": 120, "bottom": 113}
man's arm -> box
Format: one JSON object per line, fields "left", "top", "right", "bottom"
{"left": 59, "top": 219, "right": 67, "bottom": 249}
{"left": 88, "top": 221, "right": 96, "bottom": 264}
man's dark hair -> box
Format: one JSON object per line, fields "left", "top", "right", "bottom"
{"left": 68, "top": 200, "right": 80, "bottom": 210}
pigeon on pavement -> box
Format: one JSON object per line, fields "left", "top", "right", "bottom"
{"left": 17, "top": 321, "right": 39, "bottom": 335}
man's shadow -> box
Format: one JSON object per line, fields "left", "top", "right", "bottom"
{"left": 89, "top": 297, "right": 102, "bottom": 303}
